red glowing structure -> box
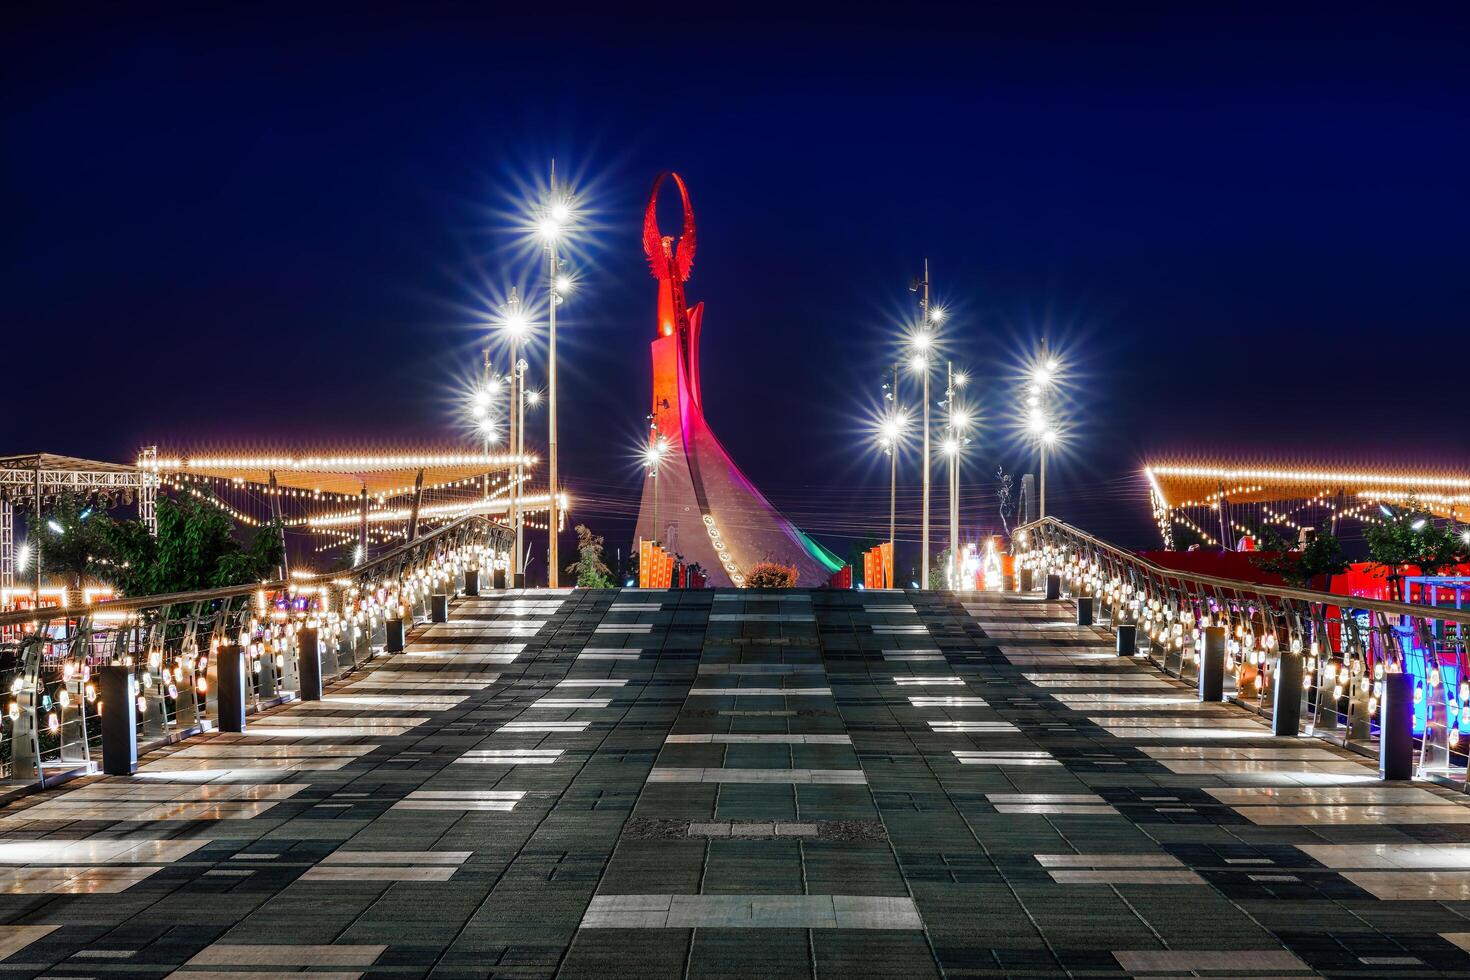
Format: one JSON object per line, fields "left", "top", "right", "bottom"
{"left": 633, "top": 173, "right": 844, "bottom": 587}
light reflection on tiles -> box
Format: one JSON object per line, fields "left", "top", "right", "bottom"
{"left": 892, "top": 677, "right": 965, "bottom": 686}
{"left": 907, "top": 696, "right": 988, "bottom": 707}
{"left": 529, "top": 698, "right": 613, "bottom": 709}
{"left": 182, "top": 942, "right": 386, "bottom": 968}
{"left": 496, "top": 721, "right": 589, "bottom": 733}
{"left": 389, "top": 790, "right": 525, "bottom": 812}
{"left": 454, "top": 749, "right": 564, "bottom": 765}
{"left": 556, "top": 679, "right": 629, "bottom": 687}
{"left": 1299, "top": 843, "right": 1470, "bottom": 869}
{"left": 664, "top": 734, "right": 851, "bottom": 745}
{"left": 1112, "top": 950, "right": 1312, "bottom": 975}
{"left": 645, "top": 768, "right": 866, "bottom": 785}
{"left": 580, "top": 894, "right": 922, "bottom": 929}
{"left": 686, "top": 688, "right": 831, "bottom": 697}
{"left": 928, "top": 721, "right": 1019, "bottom": 733}
{"left": 953, "top": 751, "right": 1060, "bottom": 767}
{"left": 0, "top": 839, "right": 205, "bottom": 864}
{"left": 304, "top": 852, "right": 470, "bottom": 881}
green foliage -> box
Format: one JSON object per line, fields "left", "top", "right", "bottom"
{"left": 745, "top": 561, "right": 798, "bottom": 589}
{"left": 566, "top": 524, "right": 614, "bottom": 589}
{"left": 1364, "top": 497, "right": 1470, "bottom": 599}
{"left": 36, "top": 493, "right": 113, "bottom": 599}
{"left": 928, "top": 548, "right": 952, "bottom": 590}
{"left": 102, "top": 491, "right": 284, "bottom": 596}
{"left": 1251, "top": 532, "right": 1350, "bottom": 588}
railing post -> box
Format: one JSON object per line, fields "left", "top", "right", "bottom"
{"left": 1045, "top": 573, "right": 1061, "bottom": 600}
{"left": 257, "top": 645, "right": 278, "bottom": 701}
{"left": 385, "top": 617, "right": 405, "bottom": 653}
{"left": 1380, "top": 671, "right": 1415, "bottom": 780}
{"left": 431, "top": 594, "right": 449, "bottom": 623}
{"left": 1199, "top": 626, "right": 1225, "bottom": 702}
{"left": 215, "top": 644, "right": 248, "bottom": 733}
{"left": 100, "top": 665, "right": 138, "bottom": 776}
{"left": 1116, "top": 623, "right": 1137, "bottom": 657}
{"left": 297, "top": 627, "right": 323, "bottom": 701}
{"left": 1019, "top": 567, "right": 1033, "bottom": 592}
{"left": 464, "top": 568, "right": 480, "bottom": 596}
{"left": 493, "top": 568, "right": 508, "bottom": 590}
{"left": 1272, "top": 651, "right": 1304, "bottom": 736}
{"left": 1076, "top": 591, "right": 1094, "bottom": 627}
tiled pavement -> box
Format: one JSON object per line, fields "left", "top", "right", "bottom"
{"left": 4, "top": 590, "right": 1470, "bottom": 976}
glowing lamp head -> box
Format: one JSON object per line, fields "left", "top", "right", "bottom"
{"left": 1032, "top": 366, "right": 1052, "bottom": 386}
{"left": 908, "top": 354, "right": 927, "bottom": 374}
{"left": 881, "top": 418, "right": 903, "bottom": 443}
{"left": 928, "top": 305, "right": 947, "bottom": 325}
{"left": 943, "top": 438, "right": 960, "bottom": 457}
{"left": 1042, "top": 429, "right": 1058, "bottom": 446}
{"left": 1411, "top": 518, "right": 1427, "bottom": 531}
{"left": 537, "top": 216, "right": 562, "bottom": 242}
{"left": 555, "top": 275, "right": 573, "bottom": 294}
{"left": 911, "top": 331, "right": 932, "bottom": 352}
{"left": 46, "top": 520, "right": 63, "bottom": 534}
{"left": 1027, "top": 408, "right": 1047, "bottom": 433}
{"left": 950, "top": 409, "right": 971, "bottom": 431}
{"left": 549, "top": 200, "right": 571, "bottom": 223}
{"left": 525, "top": 390, "right": 541, "bottom": 407}
{"left": 502, "top": 310, "right": 529, "bottom": 339}
{"left": 953, "top": 371, "right": 968, "bottom": 388}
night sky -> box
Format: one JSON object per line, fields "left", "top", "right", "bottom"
{"left": 5, "top": 4, "right": 1467, "bottom": 572}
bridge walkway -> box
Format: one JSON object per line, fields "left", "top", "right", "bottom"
{"left": 0, "top": 589, "right": 1463, "bottom": 977}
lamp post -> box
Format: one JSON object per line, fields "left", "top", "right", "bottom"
{"left": 910, "top": 261, "right": 935, "bottom": 588}
{"left": 945, "top": 365, "right": 969, "bottom": 589}
{"left": 1026, "top": 340, "right": 1060, "bottom": 519}
{"left": 643, "top": 422, "right": 669, "bottom": 546}
{"left": 539, "top": 165, "right": 573, "bottom": 587}
{"left": 883, "top": 364, "right": 901, "bottom": 580}
{"left": 501, "top": 289, "right": 529, "bottom": 583}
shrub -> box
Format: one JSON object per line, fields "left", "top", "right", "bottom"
{"left": 744, "top": 561, "right": 798, "bottom": 589}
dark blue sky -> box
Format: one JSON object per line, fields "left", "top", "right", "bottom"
{"left": 5, "top": 3, "right": 1467, "bottom": 564}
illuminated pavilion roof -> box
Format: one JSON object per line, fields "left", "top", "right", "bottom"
{"left": 142, "top": 450, "right": 537, "bottom": 499}
{"left": 1145, "top": 460, "right": 1470, "bottom": 521}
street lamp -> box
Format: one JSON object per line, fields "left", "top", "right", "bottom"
{"left": 538, "top": 166, "right": 576, "bottom": 587}
{"left": 908, "top": 258, "right": 939, "bottom": 588}
{"left": 500, "top": 289, "right": 531, "bottom": 585}
{"left": 945, "top": 367, "right": 972, "bottom": 590}
{"left": 876, "top": 369, "right": 908, "bottom": 590}
{"left": 1026, "top": 341, "right": 1062, "bottom": 519}
{"left": 642, "top": 423, "right": 670, "bottom": 546}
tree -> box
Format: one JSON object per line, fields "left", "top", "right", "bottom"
{"left": 1364, "top": 499, "right": 1470, "bottom": 601}
{"left": 565, "top": 524, "right": 614, "bottom": 589}
{"left": 103, "top": 491, "right": 284, "bottom": 597}
{"left": 745, "top": 561, "right": 798, "bottom": 588}
{"left": 36, "top": 493, "right": 114, "bottom": 605}
{"left": 1252, "top": 532, "right": 1350, "bottom": 588}
{"left": 928, "top": 548, "right": 952, "bottom": 590}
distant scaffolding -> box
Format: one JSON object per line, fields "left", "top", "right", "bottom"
{"left": 0, "top": 452, "right": 159, "bottom": 597}
{"left": 1144, "top": 459, "right": 1470, "bottom": 549}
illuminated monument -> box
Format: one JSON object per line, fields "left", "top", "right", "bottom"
{"left": 633, "top": 172, "right": 844, "bottom": 587}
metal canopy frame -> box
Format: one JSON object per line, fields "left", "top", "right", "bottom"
{"left": 0, "top": 450, "right": 158, "bottom": 595}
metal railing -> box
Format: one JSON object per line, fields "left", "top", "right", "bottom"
{"left": 0, "top": 515, "right": 511, "bottom": 791}
{"left": 1013, "top": 517, "right": 1470, "bottom": 788}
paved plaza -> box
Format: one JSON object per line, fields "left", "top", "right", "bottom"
{"left": 1, "top": 588, "right": 1470, "bottom": 977}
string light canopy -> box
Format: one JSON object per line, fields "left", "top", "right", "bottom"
{"left": 1145, "top": 459, "right": 1470, "bottom": 548}
{"left": 141, "top": 450, "right": 537, "bottom": 498}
